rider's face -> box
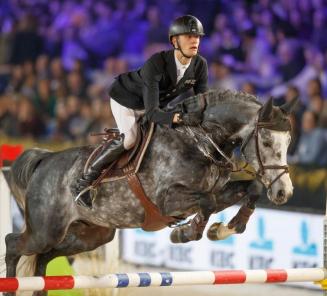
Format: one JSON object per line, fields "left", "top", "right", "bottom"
{"left": 175, "top": 34, "right": 200, "bottom": 56}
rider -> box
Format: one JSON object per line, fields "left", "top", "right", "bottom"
{"left": 73, "top": 15, "right": 209, "bottom": 208}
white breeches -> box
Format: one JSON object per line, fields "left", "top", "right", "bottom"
{"left": 110, "top": 99, "right": 143, "bottom": 150}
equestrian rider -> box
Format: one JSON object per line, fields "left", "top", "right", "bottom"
{"left": 73, "top": 15, "right": 209, "bottom": 208}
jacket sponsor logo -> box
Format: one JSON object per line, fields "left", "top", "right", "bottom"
{"left": 184, "top": 79, "right": 196, "bottom": 85}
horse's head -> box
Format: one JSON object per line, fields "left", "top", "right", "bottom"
{"left": 240, "top": 97, "right": 296, "bottom": 205}
{"left": 180, "top": 90, "right": 295, "bottom": 205}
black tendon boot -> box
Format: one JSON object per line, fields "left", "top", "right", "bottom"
{"left": 73, "top": 137, "right": 125, "bottom": 208}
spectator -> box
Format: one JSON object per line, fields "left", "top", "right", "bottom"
{"left": 312, "top": 9, "right": 327, "bottom": 51}
{"left": 270, "top": 46, "right": 327, "bottom": 99}
{"left": 209, "top": 58, "right": 238, "bottom": 91}
{"left": 5, "top": 65, "right": 24, "bottom": 94}
{"left": 216, "top": 27, "right": 244, "bottom": 63}
{"left": 67, "top": 70, "right": 87, "bottom": 99}
{"left": 20, "top": 73, "right": 36, "bottom": 99}
{"left": 241, "top": 81, "right": 256, "bottom": 95}
{"left": 16, "top": 96, "right": 46, "bottom": 139}
{"left": 276, "top": 39, "right": 305, "bottom": 82}
{"left": 288, "top": 113, "right": 301, "bottom": 156}
{"left": 10, "top": 14, "right": 43, "bottom": 65}
{"left": 276, "top": 85, "right": 305, "bottom": 130}
{"left": 35, "top": 54, "right": 50, "bottom": 80}
{"left": 0, "top": 95, "right": 18, "bottom": 137}
{"left": 49, "top": 57, "right": 67, "bottom": 96}
{"left": 146, "top": 6, "right": 167, "bottom": 45}
{"left": 288, "top": 110, "right": 327, "bottom": 167}
{"left": 308, "top": 94, "right": 327, "bottom": 128}
{"left": 1, "top": 0, "right": 327, "bottom": 153}
{"left": 33, "top": 78, "right": 57, "bottom": 121}
{"left": 305, "top": 78, "right": 323, "bottom": 104}
{"left": 241, "top": 27, "right": 270, "bottom": 74}
{"left": 0, "top": 18, "right": 15, "bottom": 66}
{"left": 61, "top": 26, "right": 88, "bottom": 71}
{"left": 89, "top": 57, "right": 127, "bottom": 100}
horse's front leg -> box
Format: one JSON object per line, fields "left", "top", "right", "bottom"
{"left": 207, "top": 180, "right": 262, "bottom": 241}
{"left": 207, "top": 194, "right": 259, "bottom": 240}
{"left": 170, "top": 192, "right": 216, "bottom": 243}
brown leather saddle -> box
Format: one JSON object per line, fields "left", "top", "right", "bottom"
{"left": 87, "top": 122, "right": 177, "bottom": 231}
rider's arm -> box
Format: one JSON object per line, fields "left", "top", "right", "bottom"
{"left": 141, "top": 59, "right": 178, "bottom": 126}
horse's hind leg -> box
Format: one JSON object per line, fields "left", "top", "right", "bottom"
{"left": 4, "top": 232, "right": 33, "bottom": 296}
{"left": 5, "top": 233, "right": 22, "bottom": 278}
{"left": 4, "top": 219, "right": 72, "bottom": 295}
{"left": 32, "top": 223, "right": 116, "bottom": 296}
{"left": 4, "top": 229, "right": 59, "bottom": 296}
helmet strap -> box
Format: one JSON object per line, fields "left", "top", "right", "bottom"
{"left": 175, "top": 38, "right": 194, "bottom": 59}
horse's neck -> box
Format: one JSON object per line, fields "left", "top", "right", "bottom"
{"left": 151, "top": 126, "right": 208, "bottom": 162}
{"left": 205, "top": 101, "right": 260, "bottom": 141}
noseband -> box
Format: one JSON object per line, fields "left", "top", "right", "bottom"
{"left": 240, "top": 115, "right": 289, "bottom": 189}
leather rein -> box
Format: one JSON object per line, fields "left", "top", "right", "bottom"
{"left": 180, "top": 109, "right": 290, "bottom": 190}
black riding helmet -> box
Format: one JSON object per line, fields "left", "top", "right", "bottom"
{"left": 168, "top": 15, "right": 204, "bottom": 58}
{"left": 168, "top": 15, "right": 205, "bottom": 43}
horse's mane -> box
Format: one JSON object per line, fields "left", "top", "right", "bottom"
{"left": 182, "top": 89, "right": 262, "bottom": 113}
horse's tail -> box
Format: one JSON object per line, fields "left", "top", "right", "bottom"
{"left": 9, "top": 148, "right": 51, "bottom": 209}
{"left": 1, "top": 149, "right": 49, "bottom": 279}
{"left": 16, "top": 255, "right": 37, "bottom": 277}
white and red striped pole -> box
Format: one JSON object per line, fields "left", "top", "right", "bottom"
{"left": 0, "top": 268, "right": 326, "bottom": 292}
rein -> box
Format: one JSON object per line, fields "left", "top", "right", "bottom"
{"left": 178, "top": 109, "right": 289, "bottom": 189}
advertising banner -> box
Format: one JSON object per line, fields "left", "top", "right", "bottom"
{"left": 121, "top": 206, "right": 323, "bottom": 289}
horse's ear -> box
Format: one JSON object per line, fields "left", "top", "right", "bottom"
{"left": 280, "top": 97, "right": 298, "bottom": 115}
{"left": 259, "top": 97, "right": 273, "bottom": 121}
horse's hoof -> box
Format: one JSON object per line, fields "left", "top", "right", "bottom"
{"left": 170, "top": 228, "right": 188, "bottom": 243}
{"left": 207, "top": 222, "right": 236, "bottom": 241}
{"left": 170, "top": 226, "right": 202, "bottom": 243}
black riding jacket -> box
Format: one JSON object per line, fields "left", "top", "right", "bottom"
{"left": 108, "top": 50, "right": 208, "bottom": 125}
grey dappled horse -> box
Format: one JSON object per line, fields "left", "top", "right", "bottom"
{"left": 4, "top": 89, "right": 294, "bottom": 296}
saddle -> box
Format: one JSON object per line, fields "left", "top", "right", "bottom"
{"left": 88, "top": 122, "right": 177, "bottom": 231}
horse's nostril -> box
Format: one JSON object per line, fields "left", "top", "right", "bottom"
{"left": 277, "top": 189, "right": 285, "bottom": 198}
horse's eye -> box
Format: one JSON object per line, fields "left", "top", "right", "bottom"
{"left": 263, "top": 141, "right": 271, "bottom": 147}
{"left": 276, "top": 152, "right": 281, "bottom": 159}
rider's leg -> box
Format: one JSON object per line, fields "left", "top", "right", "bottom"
{"left": 74, "top": 99, "right": 138, "bottom": 208}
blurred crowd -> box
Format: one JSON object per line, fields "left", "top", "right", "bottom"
{"left": 0, "top": 0, "right": 327, "bottom": 166}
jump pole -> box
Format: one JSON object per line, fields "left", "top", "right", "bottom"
{"left": 0, "top": 268, "right": 327, "bottom": 292}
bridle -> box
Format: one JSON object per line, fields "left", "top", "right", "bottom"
{"left": 240, "top": 113, "right": 290, "bottom": 190}
{"left": 179, "top": 108, "right": 290, "bottom": 190}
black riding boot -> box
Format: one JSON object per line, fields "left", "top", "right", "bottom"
{"left": 73, "top": 138, "right": 125, "bottom": 208}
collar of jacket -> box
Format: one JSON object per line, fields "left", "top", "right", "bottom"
{"left": 165, "top": 50, "right": 196, "bottom": 86}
